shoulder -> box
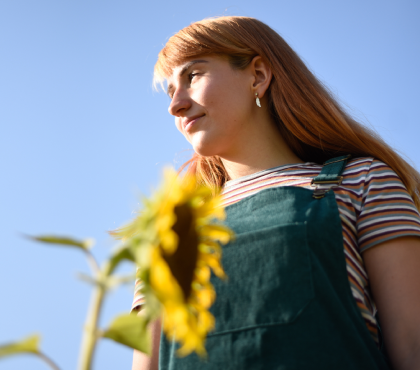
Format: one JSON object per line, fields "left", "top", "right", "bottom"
{"left": 332, "top": 156, "right": 413, "bottom": 227}
{"left": 341, "top": 158, "right": 420, "bottom": 252}
{"left": 342, "top": 157, "right": 404, "bottom": 183}
{"left": 339, "top": 157, "right": 407, "bottom": 199}
{"left": 338, "top": 156, "right": 416, "bottom": 216}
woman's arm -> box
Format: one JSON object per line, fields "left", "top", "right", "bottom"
{"left": 131, "top": 309, "right": 161, "bottom": 370}
{"left": 363, "top": 236, "right": 420, "bottom": 370}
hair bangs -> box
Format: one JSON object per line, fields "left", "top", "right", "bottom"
{"left": 153, "top": 17, "right": 256, "bottom": 90}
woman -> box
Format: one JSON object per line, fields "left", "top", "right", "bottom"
{"left": 133, "top": 16, "right": 420, "bottom": 370}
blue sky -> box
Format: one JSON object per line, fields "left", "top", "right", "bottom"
{"left": 1, "top": 1, "right": 419, "bottom": 369}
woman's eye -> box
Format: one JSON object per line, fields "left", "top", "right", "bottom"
{"left": 188, "top": 72, "right": 198, "bottom": 82}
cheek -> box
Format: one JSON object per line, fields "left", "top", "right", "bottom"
{"left": 204, "top": 79, "right": 245, "bottom": 117}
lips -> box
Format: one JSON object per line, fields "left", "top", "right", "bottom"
{"left": 183, "top": 115, "right": 204, "bottom": 132}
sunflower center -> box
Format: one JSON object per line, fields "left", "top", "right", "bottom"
{"left": 162, "top": 203, "right": 199, "bottom": 301}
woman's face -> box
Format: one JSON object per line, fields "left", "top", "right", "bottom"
{"left": 167, "top": 56, "right": 255, "bottom": 158}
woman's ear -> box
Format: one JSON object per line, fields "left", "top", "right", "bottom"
{"left": 249, "top": 56, "right": 272, "bottom": 99}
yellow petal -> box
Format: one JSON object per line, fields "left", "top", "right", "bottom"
{"left": 194, "top": 286, "right": 215, "bottom": 308}
{"left": 194, "top": 265, "right": 211, "bottom": 284}
{"left": 200, "top": 224, "right": 233, "bottom": 244}
{"left": 159, "top": 230, "right": 178, "bottom": 254}
{"left": 200, "top": 254, "right": 226, "bottom": 279}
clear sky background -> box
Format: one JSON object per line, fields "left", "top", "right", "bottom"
{"left": 1, "top": 1, "right": 419, "bottom": 369}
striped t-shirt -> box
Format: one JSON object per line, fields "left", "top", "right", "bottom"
{"left": 221, "top": 157, "right": 420, "bottom": 345}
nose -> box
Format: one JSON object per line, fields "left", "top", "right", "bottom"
{"left": 168, "top": 89, "right": 192, "bottom": 117}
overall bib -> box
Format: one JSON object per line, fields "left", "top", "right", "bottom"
{"left": 159, "top": 156, "right": 390, "bottom": 370}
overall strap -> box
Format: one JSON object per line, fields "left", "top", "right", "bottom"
{"left": 312, "top": 155, "right": 351, "bottom": 199}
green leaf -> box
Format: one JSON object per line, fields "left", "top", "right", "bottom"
{"left": 0, "top": 335, "right": 40, "bottom": 358}
{"left": 26, "top": 235, "right": 94, "bottom": 251}
{"left": 108, "top": 245, "right": 135, "bottom": 275}
{"left": 102, "top": 313, "right": 151, "bottom": 354}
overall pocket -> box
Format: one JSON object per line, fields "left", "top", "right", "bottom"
{"left": 208, "top": 222, "right": 314, "bottom": 335}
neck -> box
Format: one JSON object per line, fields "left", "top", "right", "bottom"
{"left": 219, "top": 115, "right": 303, "bottom": 181}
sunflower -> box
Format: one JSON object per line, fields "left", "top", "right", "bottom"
{"left": 113, "top": 168, "right": 233, "bottom": 357}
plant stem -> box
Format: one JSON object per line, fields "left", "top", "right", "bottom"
{"left": 77, "top": 263, "right": 111, "bottom": 370}
{"left": 37, "top": 351, "right": 61, "bottom": 370}
{"left": 84, "top": 250, "right": 101, "bottom": 276}
{"left": 78, "top": 285, "right": 104, "bottom": 370}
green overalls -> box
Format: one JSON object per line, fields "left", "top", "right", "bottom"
{"left": 159, "top": 156, "right": 390, "bottom": 369}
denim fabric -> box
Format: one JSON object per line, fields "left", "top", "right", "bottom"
{"left": 159, "top": 160, "right": 390, "bottom": 370}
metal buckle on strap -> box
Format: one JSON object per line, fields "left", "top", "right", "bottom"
{"left": 311, "top": 176, "right": 343, "bottom": 186}
{"left": 311, "top": 176, "right": 344, "bottom": 199}
{"left": 311, "top": 154, "right": 350, "bottom": 199}
{"left": 312, "top": 188, "right": 330, "bottom": 199}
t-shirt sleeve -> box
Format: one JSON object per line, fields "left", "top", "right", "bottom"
{"left": 357, "top": 159, "right": 420, "bottom": 252}
{"left": 131, "top": 273, "right": 145, "bottom": 312}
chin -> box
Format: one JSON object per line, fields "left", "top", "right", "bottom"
{"left": 190, "top": 136, "right": 221, "bottom": 157}
{"left": 192, "top": 146, "right": 218, "bottom": 157}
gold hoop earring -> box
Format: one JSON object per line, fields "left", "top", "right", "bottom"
{"left": 255, "top": 93, "right": 261, "bottom": 108}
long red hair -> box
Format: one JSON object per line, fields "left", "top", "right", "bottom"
{"left": 154, "top": 16, "right": 420, "bottom": 210}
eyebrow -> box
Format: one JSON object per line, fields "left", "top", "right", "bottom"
{"left": 166, "top": 59, "right": 209, "bottom": 96}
